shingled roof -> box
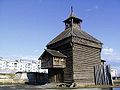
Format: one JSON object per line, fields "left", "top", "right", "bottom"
{"left": 47, "top": 27, "right": 102, "bottom": 46}
{"left": 47, "top": 7, "right": 102, "bottom": 46}
{"left": 41, "top": 49, "right": 67, "bottom": 58}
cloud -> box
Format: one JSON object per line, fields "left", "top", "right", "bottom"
{"left": 102, "top": 47, "right": 120, "bottom": 74}
{"left": 102, "top": 48, "right": 120, "bottom": 61}
{"left": 102, "top": 48, "right": 114, "bottom": 55}
{"left": 86, "top": 5, "right": 99, "bottom": 11}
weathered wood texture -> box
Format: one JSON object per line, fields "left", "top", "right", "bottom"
{"left": 41, "top": 52, "right": 53, "bottom": 69}
{"left": 73, "top": 42, "right": 101, "bottom": 85}
{"left": 48, "top": 68, "right": 64, "bottom": 83}
{"left": 40, "top": 9, "right": 105, "bottom": 85}
{"left": 41, "top": 52, "right": 66, "bottom": 69}
{"left": 48, "top": 43, "right": 74, "bottom": 83}
{"left": 94, "top": 65, "right": 113, "bottom": 85}
{"left": 53, "top": 57, "right": 66, "bottom": 68}
{"left": 47, "top": 34, "right": 102, "bottom": 84}
{"left": 72, "top": 36, "right": 102, "bottom": 49}
{"left": 47, "top": 37, "right": 72, "bottom": 49}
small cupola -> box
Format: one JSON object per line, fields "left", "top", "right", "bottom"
{"left": 63, "top": 7, "right": 82, "bottom": 29}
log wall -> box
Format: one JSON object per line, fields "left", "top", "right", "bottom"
{"left": 73, "top": 43, "right": 101, "bottom": 85}
{"left": 47, "top": 36, "right": 102, "bottom": 85}
{"left": 41, "top": 53, "right": 53, "bottom": 69}
{"left": 51, "top": 43, "right": 73, "bottom": 83}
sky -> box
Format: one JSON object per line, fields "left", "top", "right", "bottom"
{"left": 0, "top": 0, "right": 120, "bottom": 73}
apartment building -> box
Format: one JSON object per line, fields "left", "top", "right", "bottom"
{"left": 0, "top": 58, "right": 47, "bottom": 73}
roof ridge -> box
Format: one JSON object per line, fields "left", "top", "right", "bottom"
{"left": 47, "top": 28, "right": 72, "bottom": 45}
{"left": 45, "top": 49, "right": 67, "bottom": 58}
{"left": 80, "top": 30, "right": 101, "bottom": 43}
{"left": 47, "top": 27, "right": 102, "bottom": 46}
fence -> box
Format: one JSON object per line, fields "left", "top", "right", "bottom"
{"left": 94, "top": 64, "right": 113, "bottom": 85}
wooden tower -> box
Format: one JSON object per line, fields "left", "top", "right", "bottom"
{"left": 39, "top": 7, "right": 103, "bottom": 85}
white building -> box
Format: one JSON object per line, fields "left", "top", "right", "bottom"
{"left": 30, "top": 62, "right": 38, "bottom": 72}
{"left": 6, "top": 61, "right": 17, "bottom": 70}
{"left": 111, "top": 68, "right": 117, "bottom": 77}
{"left": 0, "top": 59, "right": 6, "bottom": 70}
{"left": 17, "top": 62, "right": 26, "bottom": 72}
{"left": 0, "top": 58, "right": 48, "bottom": 74}
{"left": 0, "top": 59, "right": 17, "bottom": 73}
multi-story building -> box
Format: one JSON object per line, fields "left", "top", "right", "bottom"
{"left": 0, "top": 58, "right": 47, "bottom": 74}
{"left": 0, "top": 59, "right": 6, "bottom": 70}
{"left": 39, "top": 7, "right": 112, "bottom": 85}
{"left": 111, "top": 69, "right": 117, "bottom": 77}
{"left": 17, "top": 61, "right": 26, "bottom": 72}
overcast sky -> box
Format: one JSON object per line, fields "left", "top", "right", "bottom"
{"left": 0, "top": 0, "right": 120, "bottom": 73}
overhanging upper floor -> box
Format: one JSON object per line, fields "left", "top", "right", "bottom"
{"left": 39, "top": 49, "right": 66, "bottom": 69}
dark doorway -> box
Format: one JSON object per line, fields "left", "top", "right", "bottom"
{"left": 48, "top": 68, "right": 64, "bottom": 83}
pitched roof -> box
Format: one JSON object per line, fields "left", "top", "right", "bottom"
{"left": 43, "top": 49, "right": 67, "bottom": 58}
{"left": 64, "top": 6, "right": 82, "bottom": 23}
{"left": 47, "top": 27, "right": 102, "bottom": 46}
{"left": 101, "top": 59, "right": 106, "bottom": 62}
